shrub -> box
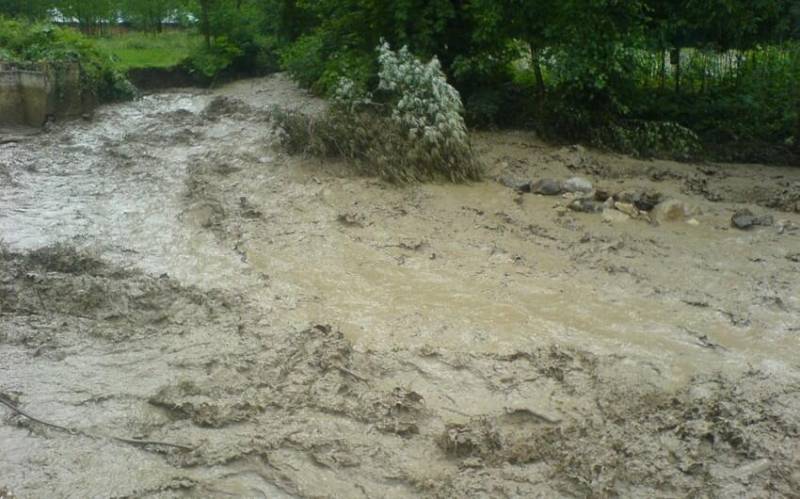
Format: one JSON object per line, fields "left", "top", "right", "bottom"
{"left": 592, "top": 120, "right": 701, "bottom": 160}
{"left": 279, "top": 32, "right": 326, "bottom": 89}
{"left": 0, "top": 17, "right": 134, "bottom": 101}
{"left": 274, "top": 43, "right": 481, "bottom": 183}
{"left": 185, "top": 36, "right": 242, "bottom": 78}
{"left": 373, "top": 42, "right": 481, "bottom": 181}
{"left": 316, "top": 50, "right": 375, "bottom": 97}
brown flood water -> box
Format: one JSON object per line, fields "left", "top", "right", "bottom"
{"left": 1, "top": 74, "right": 799, "bottom": 498}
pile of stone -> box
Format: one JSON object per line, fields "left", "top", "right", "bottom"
{"left": 512, "top": 176, "right": 698, "bottom": 225}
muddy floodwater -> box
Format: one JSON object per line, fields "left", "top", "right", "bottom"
{"left": 1, "top": 75, "right": 800, "bottom": 498}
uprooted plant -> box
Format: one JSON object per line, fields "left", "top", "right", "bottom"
{"left": 273, "top": 42, "right": 482, "bottom": 183}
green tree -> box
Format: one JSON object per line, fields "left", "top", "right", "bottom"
{"left": 121, "top": 0, "right": 181, "bottom": 32}
{"left": 0, "top": 0, "right": 49, "bottom": 19}
{"left": 468, "top": 0, "right": 559, "bottom": 94}
{"left": 58, "top": 0, "right": 116, "bottom": 33}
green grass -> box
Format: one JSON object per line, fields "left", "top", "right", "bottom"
{"left": 94, "top": 30, "right": 201, "bottom": 70}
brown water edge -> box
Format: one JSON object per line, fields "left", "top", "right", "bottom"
{"left": 1, "top": 74, "right": 799, "bottom": 497}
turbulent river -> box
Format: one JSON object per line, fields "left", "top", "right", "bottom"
{"left": 1, "top": 75, "right": 799, "bottom": 497}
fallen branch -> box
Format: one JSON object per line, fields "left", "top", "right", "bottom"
{"left": 0, "top": 394, "right": 193, "bottom": 451}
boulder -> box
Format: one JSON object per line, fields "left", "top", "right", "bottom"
{"left": 615, "top": 190, "right": 640, "bottom": 205}
{"left": 731, "top": 209, "right": 774, "bottom": 230}
{"left": 635, "top": 191, "right": 664, "bottom": 212}
{"left": 563, "top": 176, "right": 593, "bottom": 194}
{"left": 594, "top": 189, "right": 611, "bottom": 202}
{"left": 614, "top": 202, "right": 639, "bottom": 218}
{"left": 569, "top": 198, "right": 602, "bottom": 213}
{"left": 602, "top": 209, "right": 631, "bottom": 223}
{"left": 498, "top": 176, "right": 532, "bottom": 193}
{"left": 614, "top": 189, "right": 663, "bottom": 212}
{"left": 531, "top": 178, "right": 563, "bottom": 196}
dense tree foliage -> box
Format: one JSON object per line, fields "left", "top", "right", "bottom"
{"left": 0, "top": 0, "right": 49, "bottom": 19}
{"left": 1, "top": 0, "right": 798, "bottom": 160}
{"left": 121, "top": 0, "right": 181, "bottom": 32}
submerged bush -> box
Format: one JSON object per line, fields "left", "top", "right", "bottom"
{"left": 275, "top": 43, "right": 481, "bottom": 183}
{"left": 375, "top": 43, "right": 480, "bottom": 181}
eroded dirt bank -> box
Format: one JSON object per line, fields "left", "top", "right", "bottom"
{"left": 1, "top": 75, "right": 799, "bottom": 497}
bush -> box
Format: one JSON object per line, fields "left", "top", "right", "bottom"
{"left": 279, "top": 30, "right": 375, "bottom": 97}
{"left": 316, "top": 51, "right": 374, "bottom": 97}
{"left": 279, "top": 32, "right": 326, "bottom": 89}
{"left": 0, "top": 17, "right": 134, "bottom": 101}
{"left": 592, "top": 120, "right": 701, "bottom": 160}
{"left": 374, "top": 42, "right": 480, "bottom": 181}
{"left": 185, "top": 36, "right": 242, "bottom": 78}
{"left": 274, "top": 43, "right": 481, "bottom": 183}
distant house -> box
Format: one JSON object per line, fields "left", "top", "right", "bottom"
{"left": 47, "top": 8, "right": 192, "bottom": 33}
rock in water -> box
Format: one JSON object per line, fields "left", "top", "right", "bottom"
{"left": 531, "top": 178, "right": 563, "bottom": 196}
{"left": 563, "top": 177, "right": 593, "bottom": 194}
{"left": 498, "top": 176, "right": 532, "bottom": 193}
{"left": 615, "top": 190, "right": 640, "bottom": 205}
{"left": 615, "top": 189, "right": 662, "bottom": 212}
{"left": 594, "top": 189, "right": 611, "bottom": 202}
{"left": 614, "top": 202, "right": 639, "bottom": 218}
{"left": 602, "top": 209, "right": 630, "bottom": 223}
{"left": 569, "top": 198, "right": 602, "bottom": 213}
{"left": 635, "top": 191, "right": 663, "bottom": 212}
{"left": 731, "top": 209, "right": 757, "bottom": 229}
{"left": 651, "top": 199, "right": 691, "bottom": 223}
{"left": 731, "top": 209, "right": 774, "bottom": 230}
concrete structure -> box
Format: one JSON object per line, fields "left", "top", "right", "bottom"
{"left": 0, "top": 63, "right": 95, "bottom": 127}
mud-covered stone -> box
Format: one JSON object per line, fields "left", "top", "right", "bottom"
{"left": 614, "top": 202, "right": 639, "bottom": 217}
{"left": 602, "top": 208, "right": 631, "bottom": 223}
{"left": 594, "top": 189, "right": 612, "bottom": 202}
{"left": 562, "top": 176, "right": 593, "bottom": 194}
{"left": 498, "top": 176, "right": 532, "bottom": 192}
{"left": 731, "top": 209, "right": 774, "bottom": 230}
{"left": 569, "top": 197, "right": 602, "bottom": 213}
{"left": 531, "top": 178, "right": 562, "bottom": 196}
{"left": 615, "top": 189, "right": 663, "bottom": 212}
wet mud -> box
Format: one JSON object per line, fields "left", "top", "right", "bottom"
{"left": 1, "top": 74, "right": 799, "bottom": 497}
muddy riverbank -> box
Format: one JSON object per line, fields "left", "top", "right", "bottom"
{"left": 1, "top": 74, "right": 799, "bottom": 497}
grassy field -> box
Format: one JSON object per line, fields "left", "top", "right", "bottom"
{"left": 95, "top": 30, "right": 200, "bottom": 70}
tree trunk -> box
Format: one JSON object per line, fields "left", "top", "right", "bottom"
{"left": 795, "top": 98, "right": 800, "bottom": 154}
{"left": 659, "top": 49, "right": 666, "bottom": 91}
{"left": 531, "top": 45, "right": 545, "bottom": 95}
{"left": 701, "top": 54, "right": 707, "bottom": 94}
{"left": 671, "top": 47, "right": 681, "bottom": 94}
{"left": 200, "top": 0, "right": 211, "bottom": 49}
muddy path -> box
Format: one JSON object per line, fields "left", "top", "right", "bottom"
{"left": 1, "top": 75, "right": 799, "bottom": 498}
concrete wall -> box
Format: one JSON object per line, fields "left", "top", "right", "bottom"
{"left": 0, "top": 63, "right": 95, "bottom": 127}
